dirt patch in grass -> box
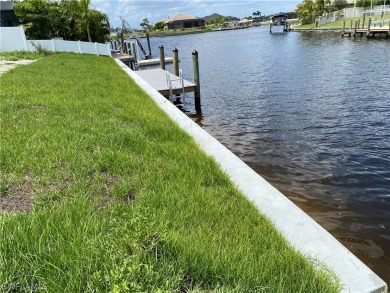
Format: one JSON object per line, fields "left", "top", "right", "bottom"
{"left": 0, "top": 177, "right": 36, "bottom": 213}
{"left": 123, "top": 190, "right": 136, "bottom": 202}
{"left": 0, "top": 195, "right": 33, "bottom": 213}
{"left": 0, "top": 59, "right": 37, "bottom": 75}
{"left": 97, "top": 174, "right": 137, "bottom": 208}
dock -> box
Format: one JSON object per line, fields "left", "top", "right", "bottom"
{"left": 111, "top": 51, "right": 135, "bottom": 69}
{"left": 111, "top": 51, "right": 134, "bottom": 62}
{"left": 134, "top": 68, "right": 196, "bottom": 96}
{"left": 112, "top": 51, "right": 174, "bottom": 68}
{"left": 138, "top": 57, "right": 173, "bottom": 67}
{"left": 342, "top": 18, "right": 390, "bottom": 38}
{"left": 114, "top": 47, "right": 201, "bottom": 112}
{"left": 342, "top": 27, "right": 390, "bottom": 38}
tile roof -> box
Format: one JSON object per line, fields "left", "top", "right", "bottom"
{"left": 163, "top": 13, "right": 200, "bottom": 23}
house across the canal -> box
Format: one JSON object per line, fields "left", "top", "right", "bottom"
{"left": 162, "top": 14, "right": 206, "bottom": 30}
{"left": 237, "top": 18, "right": 254, "bottom": 27}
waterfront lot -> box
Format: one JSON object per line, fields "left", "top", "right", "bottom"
{"left": 0, "top": 53, "right": 339, "bottom": 292}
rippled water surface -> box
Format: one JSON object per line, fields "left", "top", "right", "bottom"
{"left": 147, "top": 27, "right": 390, "bottom": 285}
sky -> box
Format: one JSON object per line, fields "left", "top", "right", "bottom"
{"left": 90, "top": 0, "right": 300, "bottom": 28}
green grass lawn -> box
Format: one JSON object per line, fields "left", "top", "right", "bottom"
{"left": 0, "top": 51, "right": 48, "bottom": 61}
{"left": 0, "top": 52, "right": 340, "bottom": 292}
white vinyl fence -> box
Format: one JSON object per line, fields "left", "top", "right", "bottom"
{"left": 0, "top": 27, "right": 111, "bottom": 56}
{"left": 0, "top": 27, "right": 27, "bottom": 52}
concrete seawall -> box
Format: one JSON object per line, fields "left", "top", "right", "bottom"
{"left": 115, "top": 59, "right": 387, "bottom": 293}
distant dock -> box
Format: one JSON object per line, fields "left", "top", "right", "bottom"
{"left": 342, "top": 18, "right": 389, "bottom": 38}
{"left": 342, "top": 26, "right": 390, "bottom": 38}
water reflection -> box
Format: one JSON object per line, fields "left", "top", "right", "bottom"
{"left": 188, "top": 113, "right": 204, "bottom": 126}
{"left": 149, "top": 27, "right": 390, "bottom": 285}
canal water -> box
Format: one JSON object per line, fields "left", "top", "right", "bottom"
{"left": 147, "top": 26, "right": 390, "bottom": 286}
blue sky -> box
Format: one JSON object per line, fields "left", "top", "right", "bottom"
{"left": 91, "top": 0, "right": 299, "bottom": 28}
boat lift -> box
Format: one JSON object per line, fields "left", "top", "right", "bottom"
{"left": 118, "top": 16, "right": 150, "bottom": 60}
{"left": 269, "top": 14, "right": 290, "bottom": 33}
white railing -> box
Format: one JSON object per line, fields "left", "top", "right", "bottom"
{"left": 317, "top": 11, "right": 345, "bottom": 26}
{"left": 0, "top": 27, "right": 111, "bottom": 56}
{"left": 317, "top": 6, "right": 390, "bottom": 26}
{"left": 166, "top": 69, "right": 185, "bottom": 103}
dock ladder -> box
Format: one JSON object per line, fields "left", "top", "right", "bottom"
{"left": 166, "top": 69, "right": 185, "bottom": 105}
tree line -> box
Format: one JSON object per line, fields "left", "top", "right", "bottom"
{"left": 14, "top": 0, "right": 110, "bottom": 43}
{"left": 296, "top": 0, "right": 346, "bottom": 25}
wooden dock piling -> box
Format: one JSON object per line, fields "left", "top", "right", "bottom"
{"left": 362, "top": 14, "right": 366, "bottom": 29}
{"left": 192, "top": 50, "right": 201, "bottom": 112}
{"left": 342, "top": 20, "right": 346, "bottom": 36}
{"left": 367, "top": 18, "right": 372, "bottom": 37}
{"left": 120, "top": 31, "right": 127, "bottom": 54}
{"left": 159, "top": 45, "right": 165, "bottom": 70}
{"left": 130, "top": 42, "right": 137, "bottom": 69}
{"left": 388, "top": 20, "right": 390, "bottom": 37}
{"left": 146, "top": 32, "right": 151, "bottom": 59}
{"left": 173, "top": 48, "right": 179, "bottom": 77}
{"left": 353, "top": 21, "right": 358, "bottom": 37}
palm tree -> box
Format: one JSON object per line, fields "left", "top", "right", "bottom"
{"left": 252, "top": 11, "right": 261, "bottom": 18}
{"left": 88, "top": 9, "right": 110, "bottom": 43}
{"left": 58, "top": 0, "right": 81, "bottom": 40}
{"left": 79, "top": 0, "right": 92, "bottom": 42}
{"left": 296, "top": 0, "right": 316, "bottom": 24}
